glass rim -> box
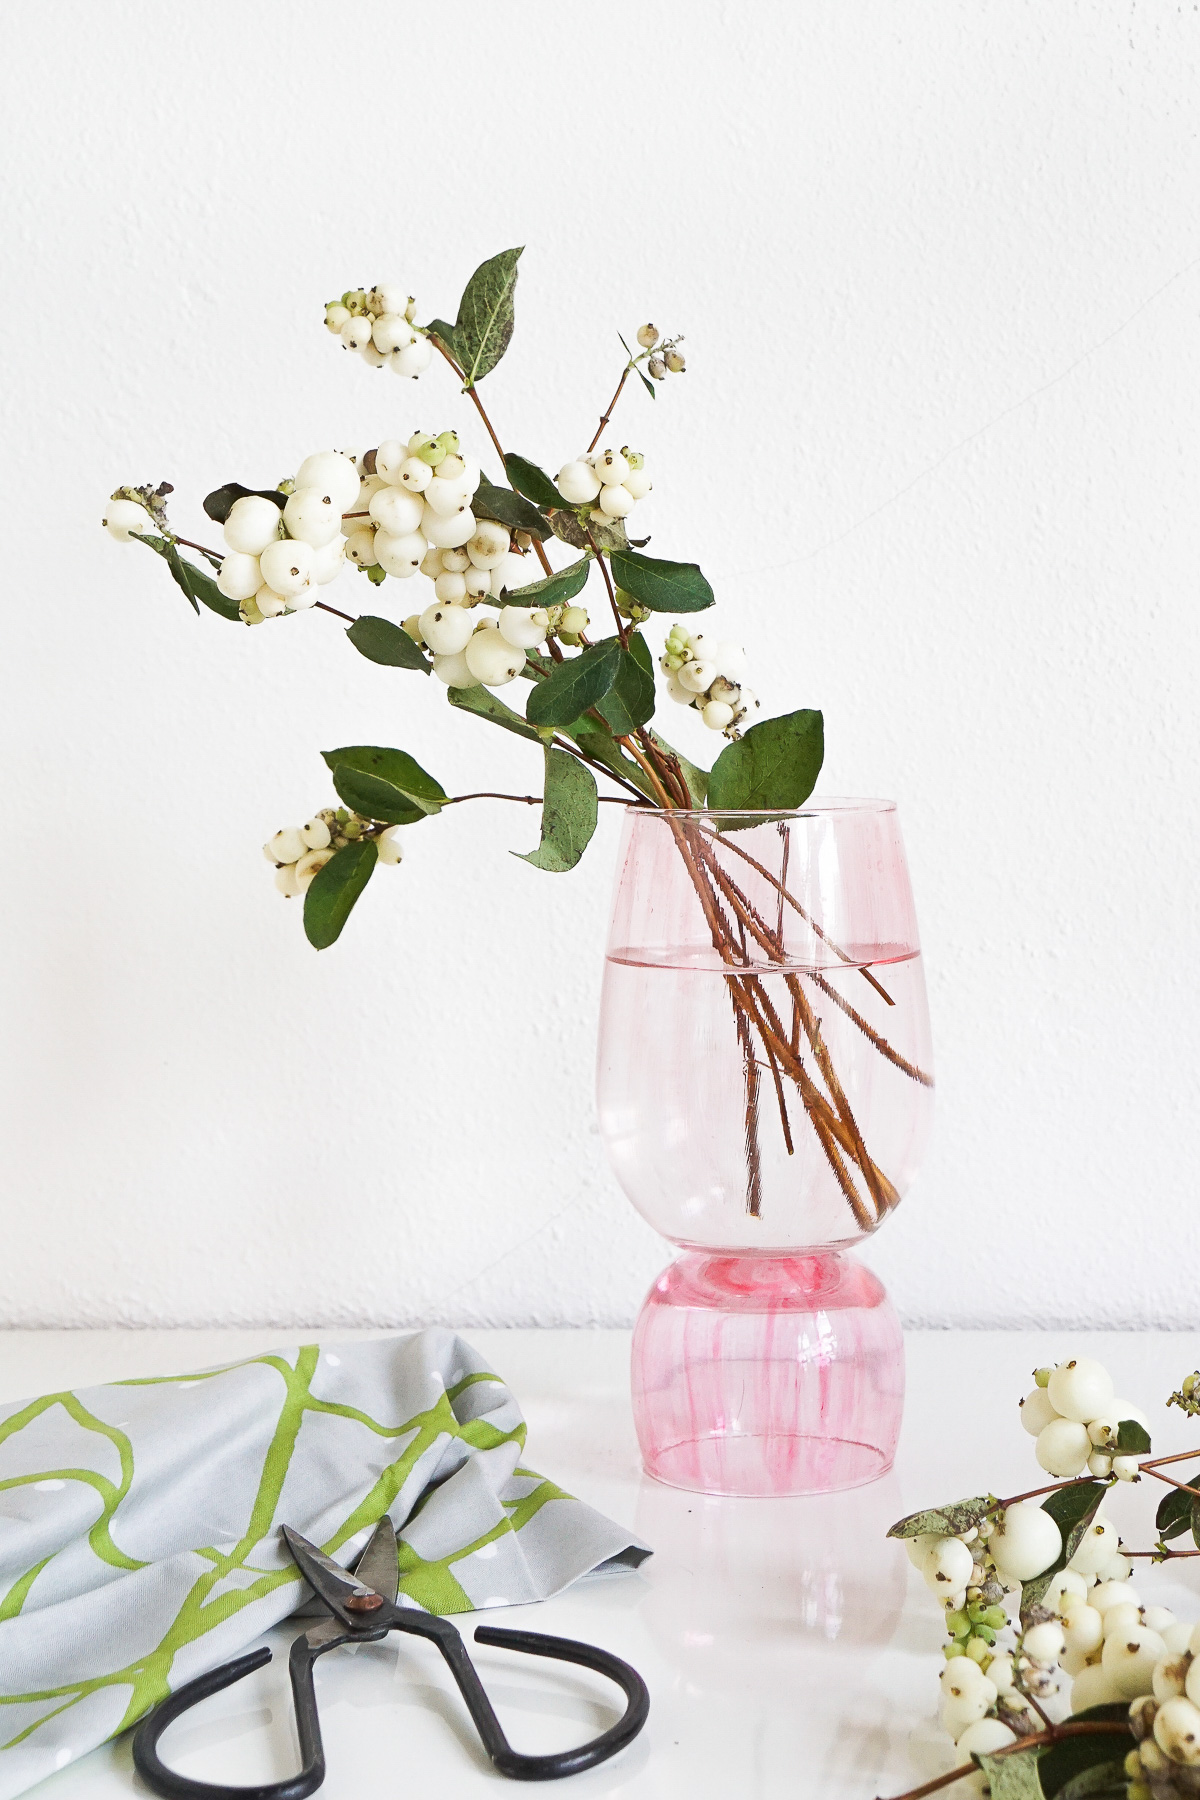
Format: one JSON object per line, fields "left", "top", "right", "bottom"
{"left": 623, "top": 797, "right": 898, "bottom": 819}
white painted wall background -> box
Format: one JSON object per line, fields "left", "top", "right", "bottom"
{"left": 2, "top": 2, "right": 1199, "bottom": 1330}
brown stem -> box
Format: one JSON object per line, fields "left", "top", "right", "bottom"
{"left": 315, "top": 600, "right": 358, "bottom": 623}
{"left": 734, "top": 1000, "right": 764, "bottom": 1217}
{"left": 1142, "top": 1448, "right": 1200, "bottom": 1470}
{"left": 698, "top": 826, "right": 898, "bottom": 1008}
{"left": 550, "top": 736, "right": 651, "bottom": 805}
{"left": 173, "top": 536, "right": 223, "bottom": 561}
{"left": 586, "top": 529, "right": 630, "bottom": 646}
{"left": 587, "top": 367, "right": 630, "bottom": 455}
{"left": 1142, "top": 1467, "right": 1200, "bottom": 1499}
{"left": 1124, "top": 1548, "right": 1200, "bottom": 1558}
{"left": 806, "top": 970, "right": 935, "bottom": 1088}
{"left": 876, "top": 1724, "right": 1130, "bottom": 1800}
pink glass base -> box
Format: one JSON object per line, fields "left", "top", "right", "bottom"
{"left": 631, "top": 1251, "right": 904, "bottom": 1497}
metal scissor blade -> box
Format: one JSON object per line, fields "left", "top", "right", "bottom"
{"left": 281, "top": 1524, "right": 390, "bottom": 1624}
{"left": 353, "top": 1517, "right": 399, "bottom": 1605}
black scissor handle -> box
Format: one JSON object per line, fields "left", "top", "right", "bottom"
{"left": 131, "top": 1643, "right": 325, "bottom": 1800}
{"left": 471, "top": 1624, "right": 650, "bottom": 1780}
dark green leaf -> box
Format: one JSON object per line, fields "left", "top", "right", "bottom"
{"left": 1114, "top": 1418, "right": 1151, "bottom": 1455}
{"left": 636, "top": 367, "right": 657, "bottom": 400}
{"left": 321, "top": 746, "right": 446, "bottom": 825}
{"left": 516, "top": 747, "right": 598, "bottom": 873}
{"left": 1156, "top": 1484, "right": 1192, "bottom": 1541}
{"left": 450, "top": 246, "right": 522, "bottom": 386}
{"left": 471, "top": 477, "right": 552, "bottom": 540}
{"left": 1037, "top": 1705, "right": 1134, "bottom": 1799}
{"left": 887, "top": 1497, "right": 995, "bottom": 1540}
{"left": 975, "top": 1750, "right": 1043, "bottom": 1800}
{"left": 610, "top": 549, "right": 714, "bottom": 615}
{"left": 1021, "top": 1482, "right": 1106, "bottom": 1612}
{"left": 447, "top": 682, "right": 543, "bottom": 743}
{"left": 166, "top": 542, "right": 242, "bottom": 621}
{"left": 707, "top": 709, "right": 825, "bottom": 814}
{"left": 551, "top": 509, "right": 629, "bottom": 554}
{"left": 346, "top": 616, "right": 430, "bottom": 673}
{"left": 503, "top": 453, "right": 565, "bottom": 511}
{"left": 425, "top": 318, "right": 459, "bottom": 360}
{"left": 595, "top": 636, "right": 656, "bottom": 734}
{"left": 202, "top": 483, "right": 286, "bottom": 525}
{"left": 526, "top": 640, "right": 622, "bottom": 729}
{"left": 303, "top": 840, "right": 378, "bottom": 951}
{"left": 569, "top": 725, "right": 657, "bottom": 801}
{"left": 502, "top": 557, "right": 591, "bottom": 610}
{"left": 1054, "top": 1770, "right": 1128, "bottom": 1800}
{"left": 645, "top": 729, "right": 709, "bottom": 806}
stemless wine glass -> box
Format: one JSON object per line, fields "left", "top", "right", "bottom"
{"left": 597, "top": 802, "right": 933, "bottom": 1497}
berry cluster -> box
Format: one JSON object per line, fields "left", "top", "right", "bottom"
{"left": 405, "top": 600, "right": 552, "bottom": 690}
{"left": 1021, "top": 1357, "right": 1147, "bottom": 1480}
{"left": 216, "top": 450, "right": 360, "bottom": 620}
{"left": 635, "top": 321, "right": 686, "bottom": 381}
{"left": 555, "top": 447, "right": 652, "bottom": 523}
{"left": 323, "top": 284, "right": 433, "bottom": 378}
{"left": 1130, "top": 1686, "right": 1200, "bottom": 1794}
{"left": 264, "top": 810, "right": 403, "bottom": 899}
{"left": 660, "top": 624, "right": 757, "bottom": 735}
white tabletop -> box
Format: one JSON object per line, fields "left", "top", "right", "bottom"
{"left": 3, "top": 1326, "right": 1198, "bottom": 1799}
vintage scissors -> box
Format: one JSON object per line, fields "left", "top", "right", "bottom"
{"left": 132, "top": 1517, "right": 650, "bottom": 1796}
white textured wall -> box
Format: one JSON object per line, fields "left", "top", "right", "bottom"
{"left": 3, "top": 3, "right": 1199, "bottom": 1329}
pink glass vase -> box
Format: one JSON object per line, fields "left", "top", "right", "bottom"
{"left": 596, "top": 802, "right": 934, "bottom": 1497}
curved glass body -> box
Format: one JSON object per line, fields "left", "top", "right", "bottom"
{"left": 597, "top": 803, "right": 934, "bottom": 1255}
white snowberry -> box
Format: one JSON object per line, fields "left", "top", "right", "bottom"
{"left": 102, "top": 497, "right": 153, "bottom": 541}
{"left": 1047, "top": 1359, "right": 1115, "bottom": 1424}
{"left": 1070, "top": 1664, "right": 1118, "bottom": 1712}
{"left": 1023, "top": 1621, "right": 1066, "bottom": 1663}
{"left": 1043, "top": 1569, "right": 1088, "bottom": 1611}
{"left": 422, "top": 507, "right": 476, "bottom": 550}
{"left": 397, "top": 455, "right": 433, "bottom": 493}
{"left": 341, "top": 317, "right": 373, "bottom": 353}
{"left": 419, "top": 603, "right": 475, "bottom": 656}
{"left": 1102, "top": 1626, "right": 1167, "bottom": 1700}
{"left": 390, "top": 337, "right": 433, "bottom": 378}
{"left": 283, "top": 487, "right": 341, "bottom": 548}
{"left": 1068, "top": 1517, "right": 1120, "bottom": 1576}
{"left": 373, "top": 440, "right": 410, "bottom": 484}
{"left": 955, "top": 1720, "right": 1017, "bottom": 1757}
{"left": 925, "top": 1537, "right": 975, "bottom": 1595}
{"left": 464, "top": 625, "right": 527, "bottom": 686}
{"left": 370, "top": 283, "right": 410, "bottom": 318}
{"left": 986, "top": 1655, "right": 1017, "bottom": 1694}
{"left": 275, "top": 863, "right": 301, "bottom": 898}
{"left": 1036, "top": 1417, "right": 1092, "bottom": 1478}
{"left": 1087, "top": 1450, "right": 1113, "bottom": 1478}
{"left": 284, "top": 581, "right": 319, "bottom": 612}
{"left": 593, "top": 449, "right": 630, "bottom": 485}
{"left": 1091, "top": 1581, "right": 1139, "bottom": 1616}
{"left": 312, "top": 537, "right": 346, "bottom": 585}
{"left": 624, "top": 465, "right": 652, "bottom": 501}
{"left": 941, "top": 1690, "right": 991, "bottom": 1738}
{"left": 295, "top": 848, "right": 334, "bottom": 891}
{"left": 1112, "top": 1456, "right": 1140, "bottom": 1482}
{"left": 1061, "top": 1602, "right": 1104, "bottom": 1656}
{"left": 1019, "top": 1387, "right": 1060, "bottom": 1437}
{"left": 371, "top": 314, "right": 416, "bottom": 355}
{"left": 466, "top": 520, "right": 512, "bottom": 569}
{"left": 268, "top": 827, "right": 308, "bottom": 864}
{"left": 490, "top": 552, "right": 530, "bottom": 597}
{"left": 678, "top": 659, "right": 717, "bottom": 694}
{"left": 939, "top": 1659, "right": 987, "bottom": 1698}
{"left": 301, "top": 817, "right": 332, "bottom": 851}
{"left": 376, "top": 826, "right": 404, "bottom": 865}
{"left": 988, "top": 1503, "right": 1062, "bottom": 1582}
{"left": 498, "top": 606, "right": 550, "bottom": 650}
{"left": 463, "top": 565, "right": 491, "bottom": 598}
{"left": 597, "top": 483, "right": 634, "bottom": 518}
{"left": 216, "top": 552, "right": 262, "bottom": 602}
{"left": 223, "top": 495, "right": 284, "bottom": 555}
{"left": 432, "top": 649, "right": 479, "bottom": 689}
{"left": 345, "top": 529, "right": 377, "bottom": 569}
{"left": 423, "top": 478, "right": 473, "bottom": 519}
{"left": 1155, "top": 1652, "right": 1191, "bottom": 1702}
{"left": 259, "top": 539, "right": 315, "bottom": 596}
{"left": 374, "top": 530, "right": 427, "bottom": 577}
{"left": 555, "top": 461, "right": 603, "bottom": 505}
{"left": 369, "top": 487, "right": 424, "bottom": 536}
{"left": 255, "top": 587, "right": 289, "bottom": 618}
{"left": 1156, "top": 1696, "right": 1200, "bottom": 1765}
{"left": 294, "top": 452, "right": 361, "bottom": 513}
{"left": 702, "top": 700, "right": 735, "bottom": 731}
{"left": 434, "top": 570, "right": 468, "bottom": 603}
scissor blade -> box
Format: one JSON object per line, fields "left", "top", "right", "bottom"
{"left": 353, "top": 1518, "right": 399, "bottom": 1606}
{"left": 281, "top": 1525, "right": 388, "bottom": 1622}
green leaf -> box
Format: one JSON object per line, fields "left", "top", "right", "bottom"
{"left": 167, "top": 545, "right": 242, "bottom": 621}
{"left": 447, "top": 682, "right": 543, "bottom": 743}
{"left": 707, "top": 709, "right": 825, "bottom": 814}
{"left": 1154, "top": 1484, "right": 1196, "bottom": 1544}
{"left": 303, "top": 840, "right": 378, "bottom": 951}
{"left": 551, "top": 509, "right": 629, "bottom": 554}
{"left": 1037, "top": 1705, "right": 1134, "bottom": 1799}
{"left": 1053, "top": 1768, "right": 1129, "bottom": 1800}
{"left": 609, "top": 548, "right": 715, "bottom": 615}
{"left": 449, "top": 246, "right": 522, "bottom": 386}
{"left": 502, "top": 556, "right": 591, "bottom": 610}
{"left": 595, "top": 635, "right": 656, "bottom": 735}
{"left": 346, "top": 615, "right": 430, "bottom": 673}
{"left": 321, "top": 746, "right": 446, "bottom": 825}
{"left": 887, "top": 1497, "right": 995, "bottom": 1540}
{"left": 974, "top": 1749, "right": 1043, "bottom": 1800}
{"left": 636, "top": 366, "right": 657, "bottom": 400}
{"left": 425, "top": 317, "right": 459, "bottom": 360}
{"left": 202, "top": 482, "right": 286, "bottom": 525}
{"left": 471, "top": 476, "right": 553, "bottom": 540}
{"left": 645, "top": 729, "right": 709, "bottom": 806}
{"left": 516, "top": 747, "right": 598, "bottom": 873}
{"left": 569, "top": 725, "right": 657, "bottom": 801}
{"left": 1021, "top": 1482, "right": 1107, "bottom": 1612}
{"left": 504, "top": 453, "right": 565, "bottom": 511}
{"left": 1114, "top": 1418, "right": 1151, "bottom": 1455}
{"left": 526, "top": 640, "right": 622, "bottom": 729}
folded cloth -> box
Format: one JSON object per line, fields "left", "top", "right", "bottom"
{"left": 0, "top": 1328, "right": 650, "bottom": 1799}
